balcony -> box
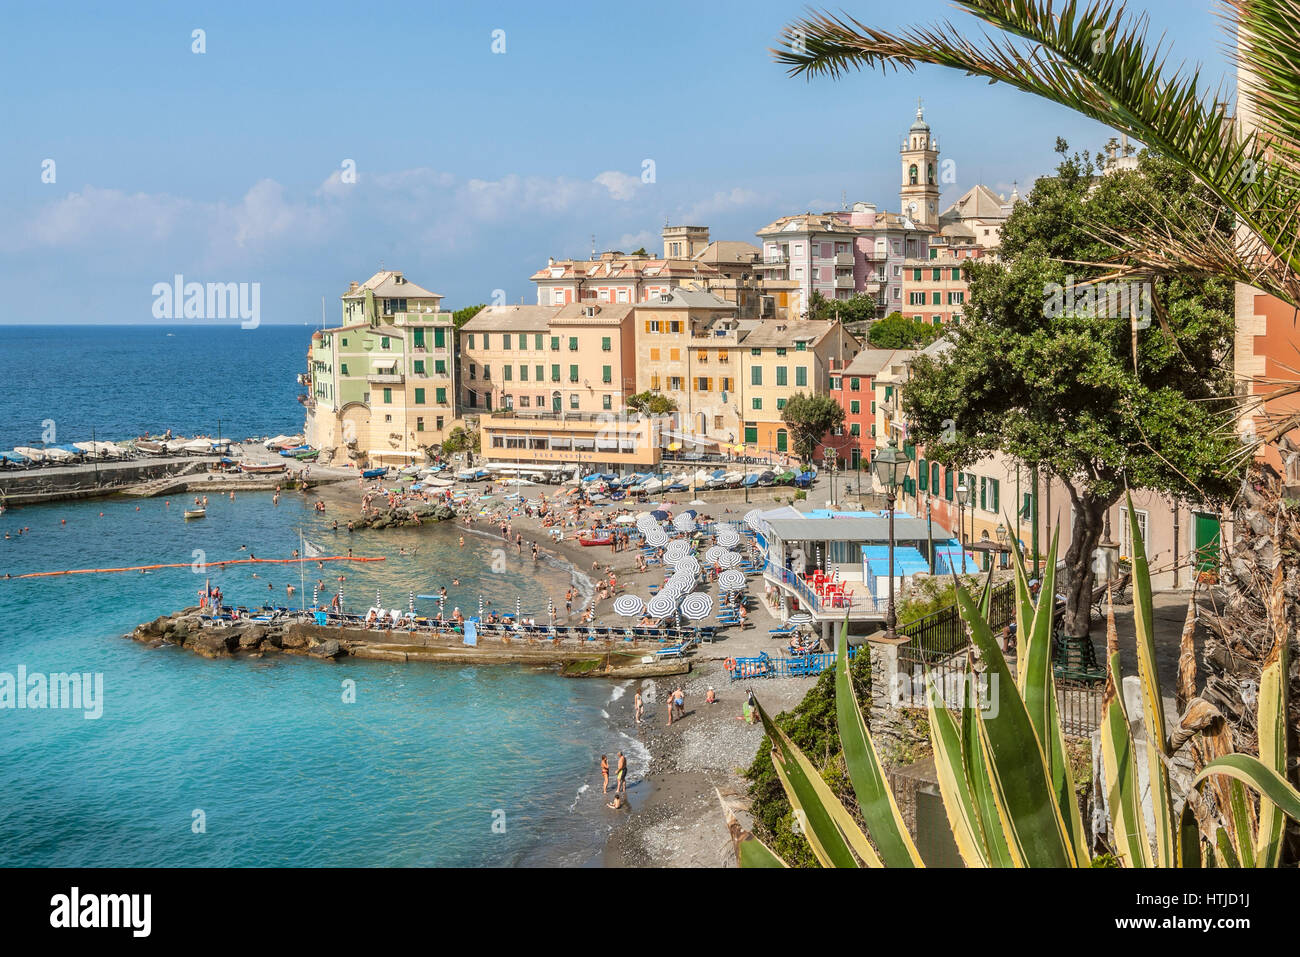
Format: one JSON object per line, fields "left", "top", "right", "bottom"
{"left": 833, "top": 275, "right": 857, "bottom": 290}
{"left": 834, "top": 251, "right": 854, "bottom": 267}
{"left": 366, "top": 373, "right": 405, "bottom": 384}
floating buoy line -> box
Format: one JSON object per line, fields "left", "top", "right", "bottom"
{"left": 5, "top": 555, "right": 384, "bottom": 580}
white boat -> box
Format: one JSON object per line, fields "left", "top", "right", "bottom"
{"left": 183, "top": 508, "right": 206, "bottom": 520}
{"left": 13, "top": 447, "right": 47, "bottom": 462}
{"left": 693, "top": 469, "right": 713, "bottom": 488}
{"left": 44, "top": 447, "right": 76, "bottom": 462}
{"left": 722, "top": 470, "right": 745, "bottom": 487}
{"left": 425, "top": 478, "right": 454, "bottom": 489}
{"left": 640, "top": 477, "right": 663, "bottom": 494}
{"left": 182, "top": 439, "right": 216, "bottom": 454}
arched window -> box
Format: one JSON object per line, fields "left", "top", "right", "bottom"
{"left": 927, "top": 163, "right": 935, "bottom": 183}
{"left": 908, "top": 164, "right": 918, "bottom": 185}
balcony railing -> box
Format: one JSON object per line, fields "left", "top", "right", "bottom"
{"left": 366, "top": 373, "right": 404, "bottom": 384}
{"left": 834, "top": 251, "right": 854, "bottom": 267}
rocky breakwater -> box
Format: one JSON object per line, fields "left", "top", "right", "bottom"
{"left": 355, "top": 501, "right": 457, "bottom": 530}
{"left": 129, "top": 607, "right": 347, "bottom": 661}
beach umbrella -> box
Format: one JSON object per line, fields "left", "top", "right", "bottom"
{"left": 312, "top": 584, "right": 320, "bottom": 608}
{"left": 716, "top": 550, "right": 743, "bottom": 569}
{"left": 787, "top": 611, "right": 814, "bottom": 628}
{"left": 672, "top": 512, "right": 695, "bottom": 533}
{"left": 664, "top": 539, "right": 691, "bottom": 559}
{"left": 716, "top": 525, "right": 741, "bottom": 547}
{"left": 718, "top": 570, "right": 746, "bottom": 591}
{"left": 704, "top": 544, "right": 728, "bottom": 564}
{"left": 478, "top": 594, "right": 484, "bottom": 617}
{"left": 516, "top": 596, "right": 521, "bottom": 620}
{"left": 409, "top": 591, "right": 415, "bottom": 614}
{"left": 669, "top": 555, "right": 701, "bottom": 576}
{"left": 636, "top": 513, "right": 657, "bottom": 529}
{"left": 439, "top": 595, "right": 446, "bottom": 619}
{"left": 647, "top": 592, "right": 676, "bottom": 619}
{"left": 613, "top": 594, "right": 645, "bottom": 617}
{"left": 548, "top": 598, "right": 555, "bottom": 621}
{"left": 644, "top": 528, "right": 669, "bottom": 547}
{"left": 650, "top": 509, "right": 669, "bottom": 521}
{"left": 376, "top": 588, "right": 382, "bottom": 608}
{"left": 679, "top": 592, "right": 714, "bottom": 620}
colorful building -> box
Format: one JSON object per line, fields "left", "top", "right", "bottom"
{"left": 303, "top": 270, "right": 456, "bottom": 466}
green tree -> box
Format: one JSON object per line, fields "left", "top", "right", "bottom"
{"left": 807, "top": 290, "right": 875, "bottom": 324}
{"left": 781, "top": 392, "right": 845, "bottom": 463}
{"left": 902, "top": 145, "right": 1240, "bottom": 639}
{"left": 867, "top": 311, "right": 942, "bottom": 349}
{"left": 451, "top": 304, "right": 487, "bottom": 330}
{"left": 626, "top": 390, "right": 678, "bottom": 415}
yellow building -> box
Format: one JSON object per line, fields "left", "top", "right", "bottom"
{"left": 459, "top": 302, "right": 637, "bottom": 415}
{"left": 478, "top": 411, "right": 660, "bottom": 469}
{"left": 736, "top": 320, "right": 862, "bottom": 457}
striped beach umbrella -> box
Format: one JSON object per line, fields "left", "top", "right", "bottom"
{"left": 376, "top": 588, "right": 382, "bottom": 608}
{"left": 669, "top": 555, "right": 701, "bottom": 576}
{"left": 718, "top": 569, "right": 746, "bottom": 591}
{"left": 409, "top": 591, "right": 415, "bottom": 614}
{"left": 679, "top": 592, "right": 713, "bottom": 620}
{"left": 646, "top": 592, "right": 676, "bottom": 619}
{"left": 672, "top": 512, "right": 695, "bottom": 533}
{"left": 743, "top": 508, "right": 764, "bottom": 530}
{"left": 664, "top": 539, "right": 691, "bottom": 559}
{"left": 787, "top": 611, "right": 814, "bottom": 628}
{"left": 613, "top": 594, "right": 645, "bottom": 617}
{"left": 548, "top": 598, "right": 555, "bottom": 621}
{"left": 704, "top": 545, "right": 727, "bottom": 564}
{"left": 478, "top": 594, "right": 484, "bottom": 617}
{"left": 516, "top": 596, "right": 521, "bottom": 620}
{"left": 644, "top": 528, "right": 670, "bottom": 547}
{"left": 716, "top": 525, "right": 741, "bottom": 547}
{"left": 311, "top": 584, "right": 320, "bottom": 607}
{"left": 716, "top": 550, "right": 743, "bottom": 569}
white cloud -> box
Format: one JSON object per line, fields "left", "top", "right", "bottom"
{"left": 593, "top": 170, "right": 641, "bottom": 201}
{"left": 615, "top": 230, "right": 657, "bottom": 251}
{"left": 677, "top": 187, "right": 761, "bottom": 223}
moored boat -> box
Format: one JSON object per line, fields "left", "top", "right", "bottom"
{"left": 577, "top": 530, "right": 614, "bottom": 546}
{"left": 183, "top": 508, "right": 206, "bottom": 520}
{"left": 240, "top": 462, "right": 287, "bottom": 474}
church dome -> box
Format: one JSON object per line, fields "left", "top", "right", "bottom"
{"left": 909, "top": 103, "right": 930, "bottom": 133}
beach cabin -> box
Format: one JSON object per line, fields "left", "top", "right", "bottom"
{"left": 758, "top": 509, "right": 956, "bottom": 639}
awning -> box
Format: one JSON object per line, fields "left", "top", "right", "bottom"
{"left": 371, "top": 358, "right": 398, "bottom": 371}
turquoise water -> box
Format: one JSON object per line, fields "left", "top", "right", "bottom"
{"left": 0, "top": 441, "right": 638, "bottom": 867}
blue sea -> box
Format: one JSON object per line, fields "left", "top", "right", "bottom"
{"left": 0, "top": 326, "right": 644, "bottom": 866}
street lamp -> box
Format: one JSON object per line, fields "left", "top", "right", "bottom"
{"left": 995, "top": 521, "right": 1007, "bottom": 569}
{"left": 822, "top": 447, "right": 838, "bottom": 507}
{"left": 872, "top": 439, "right": 910, "bottom": 641}
{"left": 956, "top": 482, "right": 970, "bottom": 574}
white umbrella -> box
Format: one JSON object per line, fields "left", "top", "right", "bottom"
{"left": 716, "top": 551, "right": 743, "bottom": 569}
{"left": 704, "top": 545, "right": 728, "bottom": 564}
{"left": 672, "top": 512, "right": 696, "bottom": 533}
{"left": 644, "top": 528, "right": 670, "bottom": 547}
{"left": 647, "top": 593, "right": 676, "bottom": 618}
{"left": 718, "top": 570, "right": 746, "bottom": 591}
{"left": 665, "top": 540, "right": 692, "bottom": 559}
{"left": 613, "top": 594, "right": 645, "bottom": 617}
{"left": 669, "top": 555, "right": 701, "bottom": 576}
{"left": 679, "top": 593, "right": 714, "bottom": 620}
{"left": 716, "top": 526, "right": 741, "bottom": 547}
{"left": 787, "top": 611, "right": 814, "bottom": 628}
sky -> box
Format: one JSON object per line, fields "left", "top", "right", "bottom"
{"left": 0, "top": 0, "right": 1237, "bottom": 324}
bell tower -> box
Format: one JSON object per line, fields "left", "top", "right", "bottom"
{"left": 899, "top": 99, "right": 940, "bottom": 226}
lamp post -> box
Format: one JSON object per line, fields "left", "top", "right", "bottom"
{"left": 822, "top": 446, "right": 838, "bottom": 507}
{"left": 872, "top": 439, "right": 910, "bottom": 641}
{"left": 995, "top": 521, "right": 1007, "bottom": 569}
{"left": 956, "top": 482, "right": 970, "bottom": 574}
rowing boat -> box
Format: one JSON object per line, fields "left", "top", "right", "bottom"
{"left": 183, "top": 508, "right": 206, "bottom": 520}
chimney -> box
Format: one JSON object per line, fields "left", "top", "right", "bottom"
{"left": 348, "top": 281, "right": 359, "bottom": 292}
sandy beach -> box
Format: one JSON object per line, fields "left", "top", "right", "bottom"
{"left": 307, "top": 472, "right": 828, "bottom": 868}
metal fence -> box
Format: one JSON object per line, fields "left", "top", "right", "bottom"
{"left": 1055, "top": 680, "right": 1104, "bottom": 737}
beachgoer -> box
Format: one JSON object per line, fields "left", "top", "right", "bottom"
{"left": 607, "top": 793, "right": 626, "bottom": 810}
{"left": 615, "top": 752, "right": 627, "bottom": 794}
{"left": 601, "top": 754, "right": 610, "bottom": 793}
{"left": 634, "top": 690, "right": 643, "bottom": 725}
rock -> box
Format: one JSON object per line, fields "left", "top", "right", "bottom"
{"left": 236, "top": 628, "right": 266, "bottom": 651}
{"left": 186, "top": 633, "right": 232, "bottom": 659}
{"left": 261, "top": 630, "right": 283, "bottom": 650}
{"left": 280, "top": 631, "right": 309, "bottom": 650}
{"left": 311, "top": 638, "right": 344, "bottom": 659}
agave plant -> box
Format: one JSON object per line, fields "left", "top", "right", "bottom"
{"left": 730, "top": 497, "right": 1300, "bottom": 866}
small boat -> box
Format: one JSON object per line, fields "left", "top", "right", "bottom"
{"left": 639, "top": 477, "right": 663, "bottom": 495}
{"left": 361, "top": 467, "right": 389, "bottom": 479}
{"left": 704, "top": 469, "right": 728, "bottom": 489}
{"left": 757, "top": 471, "right": 776, "bottom": 487}
{"left": 742, "top": 472, "right": 761, "bottom": 488}
{"left": 240, "top": 462, "right": 287, "bottom": 474}
{"left": 134, "top": 440, "right": 165, "bottom": 455}
{"left": 722, "top": 470, "right": 745, "bottom": 487}
{"left": 425, "top": 477, "right": 454, "bottom": 489}
{"left": 184, "top": 508, "right": 206, "bottom": 520}
{"left": 776, "top": 470, "right": 796, "bottom": 484}
{"left": 577, "top": 531, "right": 614, "bottom": 546}
{"left": 294, "top": 449, "right": 320, "bottom": 461}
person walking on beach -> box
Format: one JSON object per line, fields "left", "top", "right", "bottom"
{"left": 634, "top": 690, "right": 643, "bottom": 726}
{"left": 601, "top": 754, "right": 610, "bottom": 793}
{"left": 615, "top": 751, "right": 627, "bottom": 794}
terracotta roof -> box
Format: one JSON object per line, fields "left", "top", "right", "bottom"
{"left": 341, "top": 270, "right": 442, "bottom": 300}
{"left": 738, "top": 318, "right": 845, "bottom": 349}
{"left": 459, "top": 305, "right": 560, "bottom": 332}
{"left": 553, "top": 302, "right": 636, "bottom": 324}
{"left": 939, "top": 184, "right": 1007, "bottom": 224}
